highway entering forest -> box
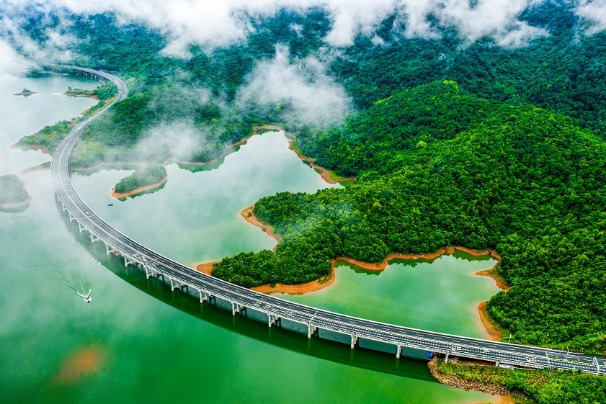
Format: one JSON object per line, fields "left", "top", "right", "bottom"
{"left": 51, "top": 66, "right": 605, "bottom": 375}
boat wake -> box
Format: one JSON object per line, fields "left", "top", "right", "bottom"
{"left": 61, "top": 272, "right": 92, "bottom": 303}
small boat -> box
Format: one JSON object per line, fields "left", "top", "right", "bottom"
{"left": 76, "top": 289, "right": 92, "bottom": 303}
{"left": 108, "top": 203, "right": 113, "bottom": 206}
{"left": 61, "top": 272, "right": 93, "bottom": 303}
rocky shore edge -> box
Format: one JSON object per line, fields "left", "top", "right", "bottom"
{"left": 427, "top": 357, "right": 517, "bottom": 402}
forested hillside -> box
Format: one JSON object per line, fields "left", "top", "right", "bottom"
{"left": 18, "top": 3, "right": 606, "bottom": 166}
{"left": 214, "top": 81, "right": 606, "bottom": 354}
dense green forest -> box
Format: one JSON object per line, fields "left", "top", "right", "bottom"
{"left": 19, "top": 3, "right": 606, "bottom": 165}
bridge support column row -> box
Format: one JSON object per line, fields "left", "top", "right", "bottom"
{"left": 268, "top": 315, "right": 280, "bottom": 327}
{"left": 350, "top": 334, "right": 358, "bottom": 349}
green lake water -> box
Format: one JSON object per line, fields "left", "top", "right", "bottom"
{"left": 0, "top": 73, "right": 501, "bottom": 403}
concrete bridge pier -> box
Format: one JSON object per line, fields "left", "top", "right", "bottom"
{"left": 231, "top": 302, "right": 245, "bottom": 316}
{"left": 170, "top": 278, "right": 188, "bottom": 292}
{"left": 105, "top": 243, "right": 113, "bottom": 255}
{"left": 143, "top": 266, "right": 163, "bottom": 280}
{"left": 77, "top": 221, "right": 87, "bottom": 234}
{"left": 307, "top": 323, "right": 317, "bottom": 339}
{"left": 90, "top": 232, "right": 100, "bottom": 244}
{"left": 268, "top": 314, "right": 281, "bottom": 327}
{"left": 396, "top": 344, "right": 402, "bottom": 359}
{"left": 445, "top": 353, "right": 450, "bottom": 363}
{"left": 350, "top": 334, "right": 358, "bottom": 349}
{"left": 123, "top": 256, "right": 134, "bottom": 267}
{"left": 198, "top": 289, "right": 210, "bottom": 303}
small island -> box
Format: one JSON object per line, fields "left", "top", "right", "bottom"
{"left": 111, "top": 166, "right": 167, "bottom": 199}
{"left": 65, "top": 86, "right": 102, "bottom": 99}
{"left": 14, "top": 88, "right": 36, "bottom": 97}
{"left": 0, "top": 174, "right": 32, "bottom": 212}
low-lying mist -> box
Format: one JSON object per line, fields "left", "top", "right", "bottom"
{"left": 1, "top": 0, "right": 605, "bottom": 64}
{"left": 237, "top": 45, "right": 352, "bottom": 129}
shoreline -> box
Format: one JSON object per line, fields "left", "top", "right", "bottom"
{"left": 196, "top": 261, "right": 218, "bottom": 276}
{"left": 110, "top": 176, "right": 168, "bottom": 199}
{"left": 283, "top": 131, "right": 356, "bottom": 185}
{"left": 240, "top": 206, "right": 282, "bottom": 244}
{"left": 333, "top": 245, "right": 500, "bottom": 273}
{"left": 427, "top": 357, "right": 516, "bottom": 403}
{"left": 52, "top": 125, "right": 280, "bottom": 173}
{"left": 13, "top": 123, "right": 350, "bottom": 190}
{"left": 198, "top": 206, "right": 508, "bottom": 303}
{"left": 20, "top": 162, "right": 51, "bottom": 174}
{"left": 0, "top": 195, "right": 32, "bottom": 210}
{"left": 478, "top": 301, "right": 504, "bottom": 341}
{"left": 64, "top": 92, "right": 100, "bottom": 101}
{"left": 11, "top": 142, "right": 51, "bottom": 155}
{"left": 252, "top": 267, "right": 336, "bottom": 294}
{"left": 14, "top": 91, "right": 37, "bottom": 96}
{"left": 287, "top": 142, "right": 355, "bottom": 185}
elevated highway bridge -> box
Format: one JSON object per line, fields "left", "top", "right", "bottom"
{"left": 51, "top": 66, "right": 605, "bottom": 375}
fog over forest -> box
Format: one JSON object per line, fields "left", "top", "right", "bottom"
{"left": 1, "top": 0, "right": 605, "bottom": 67}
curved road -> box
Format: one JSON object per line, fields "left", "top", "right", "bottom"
{"left": 52, "top": 66, "right": 604, "bottom": 375}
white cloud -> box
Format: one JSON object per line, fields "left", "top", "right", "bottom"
{"left": 0, "top": 39, "right": 33, "bottom": 75}
{"left": 398, "top": 2, "right": 439, "bottom": 39}
{"left": 398, "top": 0, "right": 548, "bottom": 46}
{"left": 0, "top": 9, "right": 76, "bottom": 66}
{"left": 236, "top": 45, "right": 352, "bottom": 128}
{"left": 0, "top": 0, "right": 556, "bottom": 59}
{"left": 577, "top": 0, "right": 606, "bottom": 33}
{"left": 134, "top": 121, "right": 208, "bottom": 162}
{"left": 323, "top": 0, "right": 397, "bottom": 47}
{"left": 5, "top": 0, "right": 303, "bottom": 56}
